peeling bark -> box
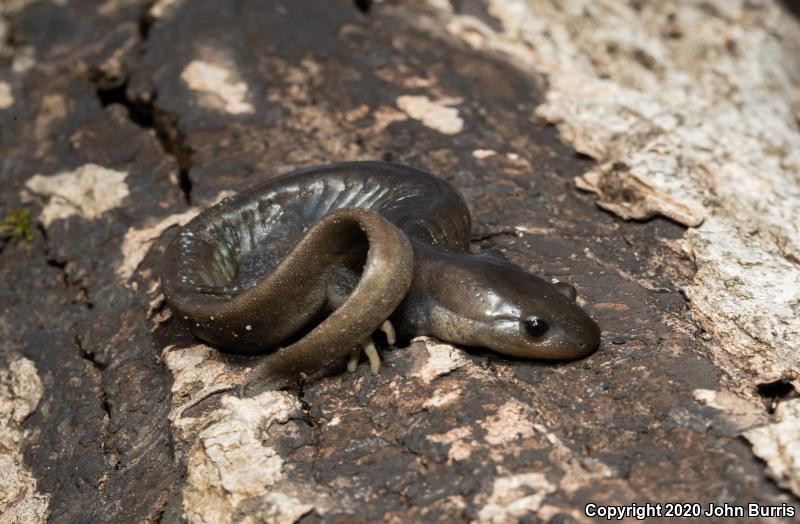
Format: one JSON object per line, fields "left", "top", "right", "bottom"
{"left": 0, "top": 356, "right": 49, "bottom": 523}
{"left": 442, "top": 0, "right": 800, "bottom": 501}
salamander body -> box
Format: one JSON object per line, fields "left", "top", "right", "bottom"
{"left": 162, "top": 162, "right": 601, "bottom": 393}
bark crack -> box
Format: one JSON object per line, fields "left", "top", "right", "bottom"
{"left": 94, "top": 82, "right": 194, "bottom": 204}
{"left": 89, "top": 1, "right": 194, "bottom": 204}
{"left": 353, "top": 0, "right": 372, "bottom": 15}
{"left": 137, "top": 0, "right": 157, "bottom": 39}
{"left": 73, "top": 334, "right": 105, "bottom": 371}
{"left": 298, "top": 381, "right": 323, "bottom": 484}
{"left": 37, "top": 223, "right": 94, "bottom": 309}
{"left": 756, "top": 377, "right": 798, "bottom": 414}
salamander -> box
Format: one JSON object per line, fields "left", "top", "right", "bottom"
{"left": 161, "top": 162, "right": 601, "bottom": 394}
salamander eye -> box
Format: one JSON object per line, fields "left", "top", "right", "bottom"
{"left": 523, "top": 317, "right": 549, "bottom": 338}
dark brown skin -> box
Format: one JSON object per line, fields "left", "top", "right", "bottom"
{"left": 162, "top": 162, "right": 601, "bottom": 393}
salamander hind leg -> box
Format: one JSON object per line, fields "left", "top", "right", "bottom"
{"left": 327, "top": 266, "right": 395, "bottom": 376}
{"left": 347, "top": 346, "right": 362, "bottom": 373}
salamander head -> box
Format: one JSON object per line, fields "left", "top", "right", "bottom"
{"left": 426, "top": 253, "right": 601, "bottom": 360}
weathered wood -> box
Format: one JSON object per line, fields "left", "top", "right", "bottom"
{"left": 0, "top": 0, "right": 797, "bottom": 522}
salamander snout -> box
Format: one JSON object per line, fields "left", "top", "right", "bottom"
{"left": 429, "top": 255, "right": 601, "bottom": 360}
{"left": 492, "top": 300, "right": 600, "bottom": 361}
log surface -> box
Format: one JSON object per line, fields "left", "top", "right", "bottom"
{"left": 1, "top": 0, "right": 798, "bottom": 522}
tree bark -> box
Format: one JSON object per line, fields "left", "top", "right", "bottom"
{"left": 1, "top": 0, "right": 798, "bottom": 522}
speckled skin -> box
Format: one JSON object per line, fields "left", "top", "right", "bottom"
{"left": 162, "top": 162, "right": 601, "bottom": 392}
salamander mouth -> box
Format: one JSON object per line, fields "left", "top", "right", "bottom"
{"left": 477, "top": 324, "right": 600, "bottom": 360}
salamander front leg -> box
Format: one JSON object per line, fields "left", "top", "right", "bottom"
{"left": 379, "top": 320, "right": 396, "bottom": 345}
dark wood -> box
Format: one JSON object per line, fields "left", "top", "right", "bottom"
{"left": 0, "top": 1, "right": 791, "bottom": 522}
